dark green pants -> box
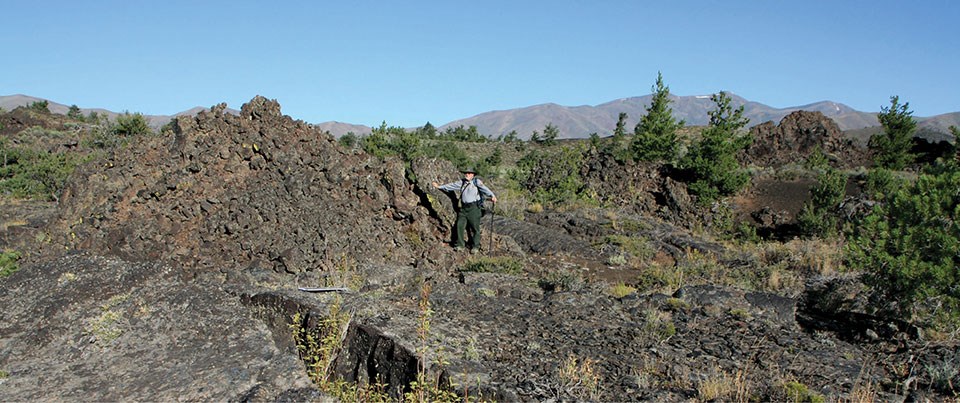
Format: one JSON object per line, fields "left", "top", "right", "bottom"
{"left": 455, "top": 204, "right": 482, "bottom": 249}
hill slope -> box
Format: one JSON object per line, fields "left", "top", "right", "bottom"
{"left": 440, "top": 93, "right": 884, "bottom": 139}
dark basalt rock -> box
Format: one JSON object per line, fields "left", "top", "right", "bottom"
{"left": 2, "top": 97, "right": 956, "bottom": 402}
{"left": 744, "top": 110, "right": 870, "bottom": 168}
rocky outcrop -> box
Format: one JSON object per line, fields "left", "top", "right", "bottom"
{"left": 44, "top": 97, "right": 449, "bottom": 276}
{"left": 745, "top": 110, "right": 870, "bottom": 168}
{"left": 0, "top": 254, "right": 318, "bottom": 401}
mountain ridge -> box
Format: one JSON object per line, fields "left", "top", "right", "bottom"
{"left": 3, "top": 93, "right": 957, "bottom": 140}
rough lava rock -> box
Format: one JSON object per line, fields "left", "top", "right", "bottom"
{"left": 0, "top": 253, "right": 317, "bottom": 401}
{"left": 2, "top": 97, "right": 957, "bottom": 401}
{"left": 744, "top": 110, "right": 870, "bottom": 168}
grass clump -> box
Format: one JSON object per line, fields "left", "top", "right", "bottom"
{"left": 633, "top": 260, "right": 685, "bottom": 295}
{"left": 320, "top": 254, "right": 364, "bottom": 291}
{"left": 289, "top": 296, "right": 375, "bottom": 400}
{"left": 599, "top": 234, "right": 655, "bottom": 262}
{"left": 84, "top": 293, "right": 130, "bottom": 344}
{"left": 460, "top": 256, "right": 524, "bottom": 275}
{"left": 539, "top": 268, "right": 585, "bottom": 292}
{"left": 642, "top": 308, "right": 677, "bottom": 343}
{"left": 697, "top": 368, "right": 737, "bottom": 402}
{"left": 782, "top": 380, "right": 825, "bottom": 403}
{"left": 925, "top": 356, "right": 959, "bottom": 395}
{"left": 606, "top": 253, "right": 628, "bottom": 266}
{"left": 0, "top": 250, "right": 21, "bottom": 278}
{"left": 608, "top": 282, "right": 636, "bottom": 298}
{"left": 557, "top": 354, "right": 602, "bottom": 401}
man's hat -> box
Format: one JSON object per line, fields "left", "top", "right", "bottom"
{"left": 460, "top": 167, "right": 476, "bottom": 174}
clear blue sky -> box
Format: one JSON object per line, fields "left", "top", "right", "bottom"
{"left": 3, "top": 1, "right": 957, "bottom": 127}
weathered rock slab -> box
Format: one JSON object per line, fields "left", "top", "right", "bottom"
{"left": 0, "top": 254, "right": 315, "bottom": 401}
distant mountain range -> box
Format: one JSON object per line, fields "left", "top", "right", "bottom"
{"left": 429, "top": 93, "right": 958, "bottom": 141}
{"left": 3, "top": 93, "right": 957, "bottom": 141}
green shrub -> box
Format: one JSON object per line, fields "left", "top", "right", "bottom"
{"left": 361, "top": 122, "right": 416, "bottom": 160}
{"left": 869, "top": 96, "right": 916, "bottom": 170}
{"left": 803, "top": 146, "right": 830, "bottom": 171}
{"left": 539, "top": 268, "right": 585, "bottom": 292}
{"left": 679, "top": 91, "right": 752, "bottom": 204}
{"left": 863, "top": 167, "right": 904, "bottom": 200}
{"left": 86, "top": 111, "right": 105, "bottom": 124}
{"left": 83, "top": 124, "right": 129, "bottom": 149}
{"left": 0, "top": 139, "right": 93, "bottom": 200}
{"left": 797, "top": 160, "right": 846, "bottom": 238}
{"left": 439, "top": 124, "right": 487, "bottom": 143}
{"left": 289, "top": 298, "right": 352, "bottom": 387}
{"left": 337, "top": 132, "right": 358, "bottom": 149}
{"left": 512, "top": 144, "right": 592, "bottom": 206}
{"left": 425, "top": 141, "right": 469, "bottom": 171}
{"left": 783, "top": 380, "right": 825, "bottom": 403}
{"left": 484, "top": 146, "right": 503, "bottom": 167}
{"left": 28, "top": 100, "right": 50, "bottom": 113}
{"left": 0, "top": 250, "right": 21, "bottom": 278}
{"left": 952, "top": 126, "right": 959, "bottom": 162}
{"left": 531, "top": 123, "right": 559, "bottom": 146}
{"left": 925, "top": 356, "right": 959, "bottom": 393}
{"left": 845, "top": 161, "right": 960, "bottom": 329}
{"left": 112, "top": 111, "right": 152, "bottom": 136}
{"left": 360, "top": 123, "right": 500, "bottom": 178}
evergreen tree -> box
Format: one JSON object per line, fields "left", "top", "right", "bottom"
{"left": 530, "top": 130, "right": 541, "bottom": 144}
{"left": 951, "top": 126, "right": 959, "bottom": 163}
{"left": 797, "top": 148, "right": 846, "bottom": 237}
{"left": 605, "top": 112, "right": 631, "bottom": 162}
{"left": 631, "top": 72, "right": 684, "bottom": 162}
{"left": 441, "top": 125, "right": 486, "bottom": 142}
{"left": 86, "top": 111, "right": 102, "bottom": 124}
{"left": 28, "top": 100, "right": 49, "bottom": 113}
{"left": 613, "top": 112, "right": 628, "bottom": 140}
{"left": 541, "top": 123, "right": 559, "bottom": 146}
{"left": 680, "top": 91, "right": 752, "bottom": 203}
{"left": 869, "top": 96, "right": 917, "bottom": 170}
{"left": 588, "top": 133, "right": 601, "bottom": 150}
{"left": 415, "top": 122, "right": 437, "bottom": 139}
{"left": 846, "top": 162, "right": 960, "bottom": 328}
{"left": 67, "top": 105, "right": 83, "bottom": 120}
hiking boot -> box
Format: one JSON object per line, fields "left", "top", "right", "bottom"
{"left": 454, "top": 246, "right": 464, "bottom": 252}
{"left": 470, "top": 248, "right": 479, "bottom": 255}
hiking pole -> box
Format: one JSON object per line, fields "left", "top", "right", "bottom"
{"left": 487, "top": 201, "right": 496, "bottom": 253}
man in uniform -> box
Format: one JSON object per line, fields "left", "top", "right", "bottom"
{"left": 432, "top": 167, "right": 497, "bottom": 253}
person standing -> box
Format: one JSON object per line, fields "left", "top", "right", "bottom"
{"left": 432, "top": 167, "right": 497, "bottom": 253}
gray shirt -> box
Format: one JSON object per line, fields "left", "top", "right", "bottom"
{"left": 438, "top": 178, "right": 495, "bottom": 204}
